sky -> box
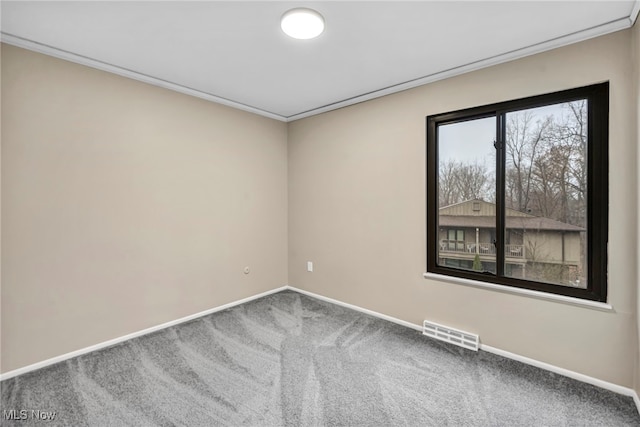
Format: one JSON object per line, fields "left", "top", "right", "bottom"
{"left": 437, "top": 102, "right": 578, "bottom": 169}
{"left": 438, "top": 116, "right": 495, "bottom": 167}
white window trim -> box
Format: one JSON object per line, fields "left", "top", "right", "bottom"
{"left": 423, "top": 272, "right": 613, "bottom": 311}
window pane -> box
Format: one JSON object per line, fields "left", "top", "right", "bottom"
{"left": 504, "top": 101, "right": 587, "bottom": 288}
{"left": 437, "top": 116, "right": 496, "bottom": 274}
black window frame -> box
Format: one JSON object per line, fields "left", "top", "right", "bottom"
{"left": 426, "top": 83, "right": 609, "bottom": 302}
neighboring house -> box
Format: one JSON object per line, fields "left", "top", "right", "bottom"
{"left": 438, "top": 199, "right": 584, "bottom": 285}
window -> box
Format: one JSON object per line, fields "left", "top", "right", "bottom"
{"left": 443, "top": 229, "right": 465, "bottom": 251}
{"left": 426, "top": 83, "right": 608, "bottom": 302}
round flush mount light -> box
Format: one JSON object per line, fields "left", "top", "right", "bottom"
{"left": 281, "top": 8, "right": 325, "bottom": 40}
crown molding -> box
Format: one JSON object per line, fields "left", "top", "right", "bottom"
{"left": 286, "top": 16, "right": 633, "bottom": 122}
{"left": 2, "top": 11, "right": 634, "bottom": 124}
{"left": 631, "top": 0, "right": 640, "bottom": 25}
{"left": 0, "top": 33, "right": 288, "bottom": 123}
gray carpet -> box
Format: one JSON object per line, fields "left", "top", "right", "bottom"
{"left": 1, "top": 290, "right": 639, "bottom": 426}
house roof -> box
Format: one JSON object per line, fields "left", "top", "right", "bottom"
{"left": 439, "top": 215, "right": 584, "bottom": 232}
{"left": 439, "top": 198, "right": 534, "bottom": 218}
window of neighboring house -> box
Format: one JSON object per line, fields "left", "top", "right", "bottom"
{"left": 426, "top": 83, "right": 608, "bottom": 302}
{"left": 445, "top": 229, "right": 465, "bottom": 251}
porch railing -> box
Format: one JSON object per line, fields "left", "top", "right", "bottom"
{"left": 439, "top": 241, "right": 524, "bottom": 258}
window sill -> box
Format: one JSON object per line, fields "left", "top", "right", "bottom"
{"left": 422, "top": 272, "right": 613, "bottom": 312}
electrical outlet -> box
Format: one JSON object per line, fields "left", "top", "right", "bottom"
{"left": 307, "top": 261, "right": 313, "bottom": 272}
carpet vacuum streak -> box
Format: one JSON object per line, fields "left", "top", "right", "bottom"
{"left": 1, "top": 290, "right": 639, "bottom": 426}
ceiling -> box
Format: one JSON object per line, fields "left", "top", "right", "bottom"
{"left": 1, "top": 1, "right": 638, "bottom": 122}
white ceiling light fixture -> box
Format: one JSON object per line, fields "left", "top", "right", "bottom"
{"left": 281, "top": 8, "right": 325, "bottom": 40}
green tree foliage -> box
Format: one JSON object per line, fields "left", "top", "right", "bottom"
{"left": 472, "top": 254, "right": 482, "bottom": 271}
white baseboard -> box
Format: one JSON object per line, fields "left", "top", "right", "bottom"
{"left": 2, "top": 284, "right": 639, "bottom": 417}
{"left": 479, "top": 344, "right": 637, "bottom": 398}
{"left": 287, "top": 286, "right": 423, "bottom": 332}
{"left": 286, "top": 285, "right": 640, "bottom": 410}
{"left": 0, "top": 286, "right": 287, "bottom": 381}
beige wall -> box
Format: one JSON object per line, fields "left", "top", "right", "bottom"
{"left": 633, "top": 20, "right": 640, "bottom": 397}
{"left": 1, "top": 26, "right": 638, "bottom": 391}
{"left": 0, "top": 41, "right": 3, "bottom": 376}
{"left": 289, "top": 29, "right": 637, "bottom": 387}
{"left": 1, "top": 44, "right": 288, "bottom": 373}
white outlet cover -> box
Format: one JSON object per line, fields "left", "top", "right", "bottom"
{"left": 307, "top": 262, "right": 313, "bottom": 272}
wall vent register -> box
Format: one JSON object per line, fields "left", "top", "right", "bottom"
{"left": 423, "top": 320, "right": 479, "bottom": 351}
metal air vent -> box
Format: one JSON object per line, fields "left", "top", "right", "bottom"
{"left": 423, "top": 320, "right": 479, "bottom": 351}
